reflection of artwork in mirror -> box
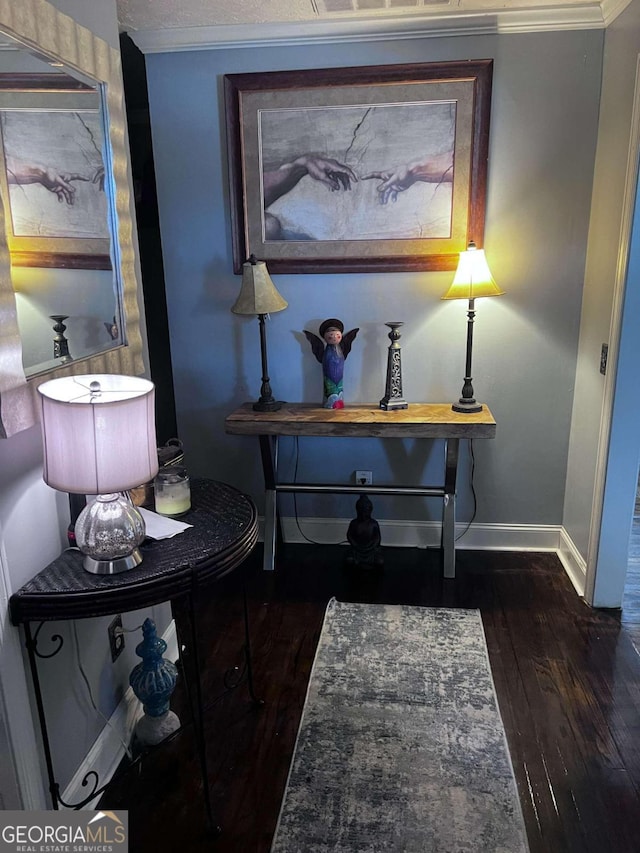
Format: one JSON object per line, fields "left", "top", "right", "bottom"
{"left": 0, "top": 74, "right": 111, "bottom": 270}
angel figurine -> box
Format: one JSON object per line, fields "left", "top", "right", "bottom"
{"left": 104, "top": 315, "right": 119, "bottom": 341}
{"left": 304, "top": 318, "right": 359, "bottom": 409}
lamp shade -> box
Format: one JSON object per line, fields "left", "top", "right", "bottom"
{"left": 442, "top": 242, "right": 504, "bottom": 301}
{"left": 231, "top": 255, "right": 288, "bottom": 316}
{"left": 38, "top": 374, "right": 158, "bottom": 495}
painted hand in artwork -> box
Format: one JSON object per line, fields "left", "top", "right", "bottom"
{"left": 91, "top": 165, "right": 106, "bottom": 192}
{"left": 263, "top": 154, "right": 358, "bottom": 240}
{"left": 263, "top": 154, "right": 358, "bottom": 208}
{"left": 5, "top": 155, "right": 95, "bottom": 205}
{"left": 361, "top": 150, "right": 453, "bottom": 205}
{"left": 304, "top": 318, "right": 359, "bottom": 409}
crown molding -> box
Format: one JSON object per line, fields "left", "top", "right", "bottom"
{"left": 601, "top": 0, "right": 634, "bottom": 23}
{"left": 128, "top": 5, "right": 609, "bottom": 54}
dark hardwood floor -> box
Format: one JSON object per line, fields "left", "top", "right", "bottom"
{"left": 104, "top": 543, "right": 640, "bottom": 852}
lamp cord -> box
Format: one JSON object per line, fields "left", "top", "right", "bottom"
{"left": 71, "top": 621, "right": 134, "bottom": 761}
{"left": 455, "top": 439, "right": 477, "bottom": 542}
{"left": 292, "top": 436, "right": 347, "bottom": 547}
{"left": 288, "top": 436, "right": 477, "bottom": 546}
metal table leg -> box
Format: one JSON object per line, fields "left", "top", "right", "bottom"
{"left": 24, "top": 622, "right": 60, "bottom": 809}
{"left": 259, "top": 435, "right": 279, "bottom": 572}
{"left": 242, "top": 584, "right": 263, "bottom": 706}
{"left": 442, "top": 438, "right": 459, "bottom": 579}
{"left": 172, "top": 595, "right": 221, "bottom": 837}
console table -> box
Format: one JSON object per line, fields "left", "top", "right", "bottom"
{"left": 225, "top": 403, "right": 496, "bottom": 578}
{"left": 9, "top": 479, "right": 258, "bottom": 833}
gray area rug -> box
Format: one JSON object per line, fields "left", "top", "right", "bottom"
{"left": 271, "top": 599, "right": 529, "bottom": 852}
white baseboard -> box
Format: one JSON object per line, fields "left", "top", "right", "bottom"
{"left": 63, "top": 520, "right": 586, "bottom": 808}
{"left": 61, "top": 622, "right": 179, "bottom": 810}
{"left": 557, "top": 527, "right": 588, "bottom": 596}
{"left": 61, "top": 690, "right": 142, "bottom": 810}
{"left": 164, "top": 620, "right": 179, "bottom": 662}
{"left": 278, "top": 515, "right": 586, "bottom": 590}
{"left": 277, "top": 515, "right": 565, "bottom": 552}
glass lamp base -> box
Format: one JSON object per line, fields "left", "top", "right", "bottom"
{"left": 75, "top": 493, "right": 146, "bottom": 575}
{"left": 82, "top": 547, "right": 143, "bottom": 575}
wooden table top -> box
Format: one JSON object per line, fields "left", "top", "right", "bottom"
{"left": 225, "top": 402, "right": 496, "bottom": 439}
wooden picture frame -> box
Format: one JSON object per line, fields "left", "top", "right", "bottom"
{"left": 225, "top": 60, "right": 493, "bottom": 274}
{"left": 0, "top": 73, "right": 112, "bottom": 269}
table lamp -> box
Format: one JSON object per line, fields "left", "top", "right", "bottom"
{"left": 442, "top": 242, "right": 504, "bottom": 413}
{"left": 37, "top": 374, "right": 158, "bottom": 575}
{"left": 231, "top": 254, "right": 288, "bottom": 412}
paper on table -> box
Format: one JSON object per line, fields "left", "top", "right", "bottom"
{"left": 140, "top": 507, "right": 193, "bottom": 540}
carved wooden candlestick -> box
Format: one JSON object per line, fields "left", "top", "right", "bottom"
{"left": 380, "top": 322, "right": 407, "bottom": 410}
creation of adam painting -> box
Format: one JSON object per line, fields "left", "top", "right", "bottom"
{"left": 225, "top": 61, "right": 493, "bottom": 273}
{"left": 0, "top": 75, "right": 111, "bottom": 269}
{"left": 261, "top": 101, "right": 454, "bottom": 242}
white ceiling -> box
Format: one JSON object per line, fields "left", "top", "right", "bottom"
{"left": 117, "top": 0, "right": 631, "bottom": 52}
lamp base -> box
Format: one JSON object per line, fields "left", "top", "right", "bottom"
{"left": 452, "top": 399, "right": 483, "bottom": 414}
{"left": 82, "top": 547, "right": 143, "bottom": 575}
{"left": 253, "top": 399, "right": 284, "bottom": 412}
{"left": 75, "top": 493, "right": 146, "bottom": 575}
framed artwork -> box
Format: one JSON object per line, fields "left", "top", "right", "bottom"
{"left": 225, "top": 60, "right": 493, "bottom": 274}
{"left": 0, "top": 74, "right": 112, "bottom": 269}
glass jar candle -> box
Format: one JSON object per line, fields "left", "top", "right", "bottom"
{"left": 154, "top": 466, "right": 191, "bottom": 517}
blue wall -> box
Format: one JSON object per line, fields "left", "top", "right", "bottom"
{"left": 145, "top": 29, "right": 602, "bottom": 529}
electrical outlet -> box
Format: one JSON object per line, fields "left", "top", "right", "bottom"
{"left": 108, "top": 615, "right": 124, "bottom": 662}
{"left": 355, "top": 470, "right": 373, "bottom": 486}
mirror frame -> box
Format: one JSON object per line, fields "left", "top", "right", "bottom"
{"left": 0, "top": 0, "right": 146, "bottom": 437}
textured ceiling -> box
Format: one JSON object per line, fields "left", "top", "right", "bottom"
{"left": 117, "top": 0, "right": 320, "bottom": 30}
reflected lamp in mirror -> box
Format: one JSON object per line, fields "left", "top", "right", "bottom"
{"left": 37, "top": 375, "right": 158, "bottom": 575}
{"left": 231, "top": 255, "right": 288, "bottom": 412}
{"left": 442, "top": 242, "right": 504, "bottom": 413}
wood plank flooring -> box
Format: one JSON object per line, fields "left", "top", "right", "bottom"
{"left": 104, "top": 545, "right": 640, "bottom": 852}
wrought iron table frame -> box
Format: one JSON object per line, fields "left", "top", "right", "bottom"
{"left": 225, "top": 403, "right": 496, "bottom": 578}
{"left": 9, "top": 479, "right": 258, "bottom": 833}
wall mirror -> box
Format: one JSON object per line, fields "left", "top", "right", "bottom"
{"left": 0, "top": 0, "right": 145, "bottom": 437}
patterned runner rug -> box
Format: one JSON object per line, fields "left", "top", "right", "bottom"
{"left": 271, "top": 599, "right": 529, "bottom": 852}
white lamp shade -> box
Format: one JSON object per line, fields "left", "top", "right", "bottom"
{"left": 38, "top": 374, "right": 158, "bottom": 494}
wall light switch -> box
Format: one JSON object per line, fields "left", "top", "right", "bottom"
{"left": 600, "top": 343, "right": 608, "bottom": 375}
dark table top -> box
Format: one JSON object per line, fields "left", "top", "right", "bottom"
{"left": 9, "top": 479, "right": 258, "bottom": 624}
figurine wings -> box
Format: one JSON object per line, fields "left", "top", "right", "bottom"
{"left": 304, "top": 330, "right": 325, "bottom": 364}
{"left": 341, "top": 328, "right": 359, "bottom": 358}
{"left": 303, "top": 328, "right": 359, "bottom": 363}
